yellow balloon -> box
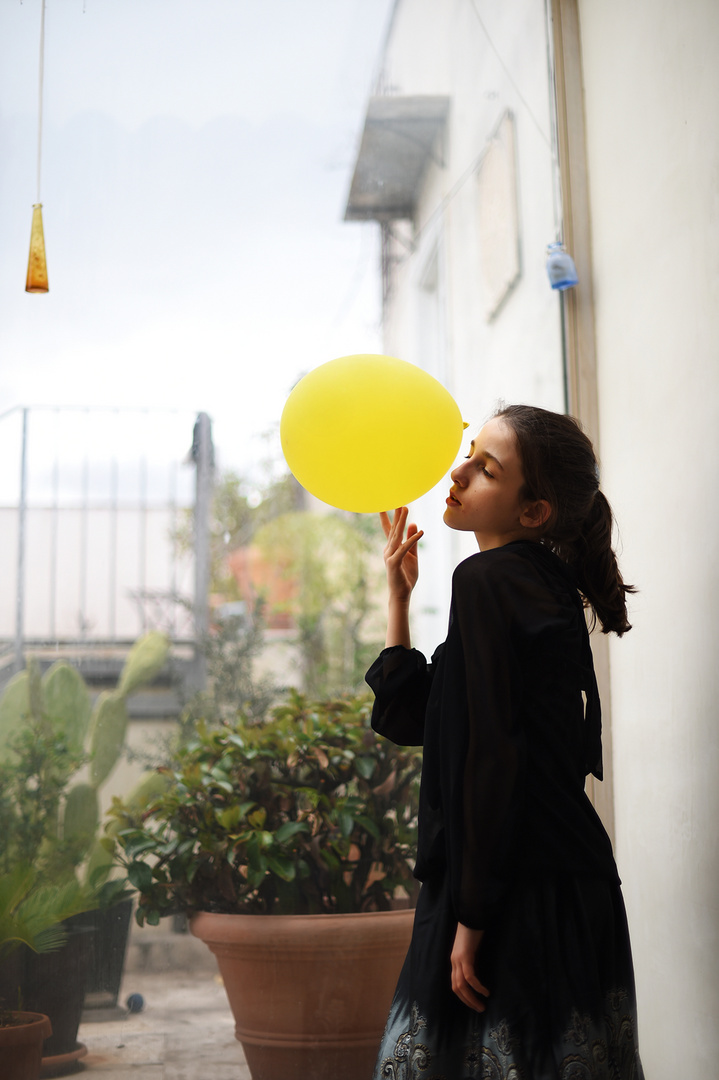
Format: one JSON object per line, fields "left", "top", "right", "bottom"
{"left": 280, "top": 354, "right": 465, "bottom": 513}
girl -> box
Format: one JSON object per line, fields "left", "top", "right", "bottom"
{"left": 366, "top": 405, "right": 644, "bottom": 1080}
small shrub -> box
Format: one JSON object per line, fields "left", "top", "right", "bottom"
{"left": 110, "top": 691, "right": 422, "bottom": 921}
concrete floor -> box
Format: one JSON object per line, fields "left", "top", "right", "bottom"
{"left": 75, "top": 971, "right": 251, "bottom": 1080}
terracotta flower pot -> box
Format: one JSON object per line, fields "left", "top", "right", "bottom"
{"left": 0, "top": 1012, "right": 52, "bottom": 1080}
{"left": 191, "top": 908, "right": 414, "bottom": 1080}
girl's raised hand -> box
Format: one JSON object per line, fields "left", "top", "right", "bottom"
{"left": 380, "top": 508, "right": 424, "bottom": 604}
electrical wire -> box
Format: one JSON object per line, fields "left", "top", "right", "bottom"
{"left": 469, "top": 0, "right": 552, "bottom": 153}
{"left": 36, "top": 0, "right": 46, "bottom": 204}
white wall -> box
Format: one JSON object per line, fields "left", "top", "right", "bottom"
{"left": 579, "top": 1, "right": 719, "bottom": 1074}
{"left": 376, "top": 0, "right": 566, "bottom": 655}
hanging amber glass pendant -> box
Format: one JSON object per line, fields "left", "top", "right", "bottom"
{"left": 25, "top": 203, "right": 49, "bottom": 293}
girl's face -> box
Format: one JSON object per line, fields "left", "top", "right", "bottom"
{"left": 443, "top": 417, "right": 548, "bottom": 550}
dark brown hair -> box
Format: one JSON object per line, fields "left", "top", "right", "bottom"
{"left": 495, "top": 404, "right": 635, "bottom": 636}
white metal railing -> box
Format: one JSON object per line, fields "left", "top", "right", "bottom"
{"left": 0, "top": 406, "right": 213, "bottom": 674}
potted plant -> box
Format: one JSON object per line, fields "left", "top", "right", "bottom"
{"left": 0, "top": 865, "right": 96, "bottom": 1080}
{"left": 0, "top": 632, "right": 170, "bottom": 1064}
{"left": 110, "top": 690, "right": 422, "bottom": 1080}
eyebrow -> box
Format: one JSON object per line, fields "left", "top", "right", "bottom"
{"left": 469, "top": 441, "right": 505, "bottom": 470}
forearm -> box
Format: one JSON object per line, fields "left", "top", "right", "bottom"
{"left": 380, "top": 508, "right": 422, "bottom": 648}
{"left": 385, "top": 596, "right": 412, "bottom": 649}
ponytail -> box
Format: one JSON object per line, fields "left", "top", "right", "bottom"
{"left": 574, "top": 491, "right": 634, "bottom": 636}
{"left": 495, "top": 405, "right": 636, "bottom": 636}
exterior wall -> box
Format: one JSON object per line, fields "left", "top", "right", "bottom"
{"left": 577, "top": 1, "right": 719, "bottom": 1075}
{"left": 353, "top": 0, "right": 719, "bottom": 1073}
{"left": 373, "top": 0, "right": 566, "bottom": 654}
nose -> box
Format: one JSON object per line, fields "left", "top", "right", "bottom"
{"left": 450, "top": 460, "right": 468, "bottom": 486}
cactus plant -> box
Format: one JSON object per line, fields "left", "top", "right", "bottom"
{"left": 0, "top": 631, "right": 170, "bottom": 894}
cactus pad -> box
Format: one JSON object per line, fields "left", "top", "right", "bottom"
{"left": 117, "top": 631, "right": 170, "bottom": 698}
{"left": 89, "top": 692, "right": 129, "bottom": 787}
{"left": 42, "top": 662, "right": 92, "bottom": 756}
{"left": 125, "top": 769, "right": 172, "bottom": 810}
{"left": 0, "top": 670, "right": 30, "bottom": 763}
{"left": 63, "top": 782, "right": 100, "bottom": 864}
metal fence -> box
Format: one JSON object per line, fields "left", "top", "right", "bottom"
{"left": 0, "top": 406, "right": 213, "bottom": 677}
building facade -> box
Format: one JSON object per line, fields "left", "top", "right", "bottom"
{"left": 345, "top": 1, "right": 719, "bottom": 1075}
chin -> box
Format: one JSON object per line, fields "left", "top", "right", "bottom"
{"left": 443, "top": 508, "right": 467, "bottom": 531}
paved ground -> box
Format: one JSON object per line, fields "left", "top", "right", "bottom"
{"left": 75, "top": 971, "right": 251, "bottom": 1080}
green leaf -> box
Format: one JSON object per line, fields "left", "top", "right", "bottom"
{"left": 123, "top": 836, "right": 160, "bottom": 859}
{"left": 127, "top": 861, "right": 153, "bottom": 892}
{"left": 320, "top": 848, "right": 341, "bottom": 871}
{"left": 217, "top": 805, "right": 242, "bottom": 830}
{"left": 247, "top": 808, "right": 267, "bottom": 829}
{"left": 246, "top": 867, "right": 266, "bottom": 888}
{"left": 274, "top": 820, "right": 309, "bottom": 844}
{"left": 338, "top": 810, "right": 354, "bottom": 838}
{"left": 267, "top": 855, "right": 296, "bottom": 881}
{"left": 296, "top": 787, "right": 321, "bottom": 809}
{"left": 211, "top": 778, "right": 234, "bottom": 794}
{"left": 246, "top": 834, "right": 262, "bottom": 871}
{"left": 354, "top": 756, "right": 376, "bottom": 780}
{"left": 354, "top": 814, "right": 381, "bottom": 841}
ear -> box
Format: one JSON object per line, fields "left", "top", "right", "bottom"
{"left": 520, "top": 499, "right": 551, "bottom": 531}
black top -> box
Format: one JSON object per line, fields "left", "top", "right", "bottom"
{"left": 366, "top": 540, "right": 619, "bottom": 930}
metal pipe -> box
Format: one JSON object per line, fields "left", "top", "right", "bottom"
{"left": 14, "top": 408, "right": 28, "bottom": 672}
{"left": 79, "top": 413, "right": 89, "bottom": 638}
{"left": 192, "top": 412, "right": 214, "bottom": 690}
{"left": 49, "top": 410, "right": 59, "bottom": 641}
{"left": 109, "top": 447, "right": 118, "bottom": 640}
{"left": 139, "top": 447, "right": 148, "bottom": 633}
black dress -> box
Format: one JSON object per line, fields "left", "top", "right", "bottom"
{"left": 366, "top": 540, "right": 644, "bottom": 1080}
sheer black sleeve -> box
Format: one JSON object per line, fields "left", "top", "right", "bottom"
{"left": 366, "top": 644, "right": 440, "bottom": 746}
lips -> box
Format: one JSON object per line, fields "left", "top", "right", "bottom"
{"left": 446, "top": 490, "right": 461, "bottom": 507}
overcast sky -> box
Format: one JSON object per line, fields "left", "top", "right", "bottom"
{"left": 0, "top": 0, "right": 393, "bottom": 487}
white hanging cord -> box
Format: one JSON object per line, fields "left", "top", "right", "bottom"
{"left": 469, "top": 0, "right": 552, "bottom": 153}
{"left": 543, "top": 0, "right": 564, "bottom": 242}
{"left": 36, "top": 0, "right": 46, "bottom": 204}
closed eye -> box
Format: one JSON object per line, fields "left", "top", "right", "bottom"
{"left": 464, "top": 451, "right": 494, "bottom": 478}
